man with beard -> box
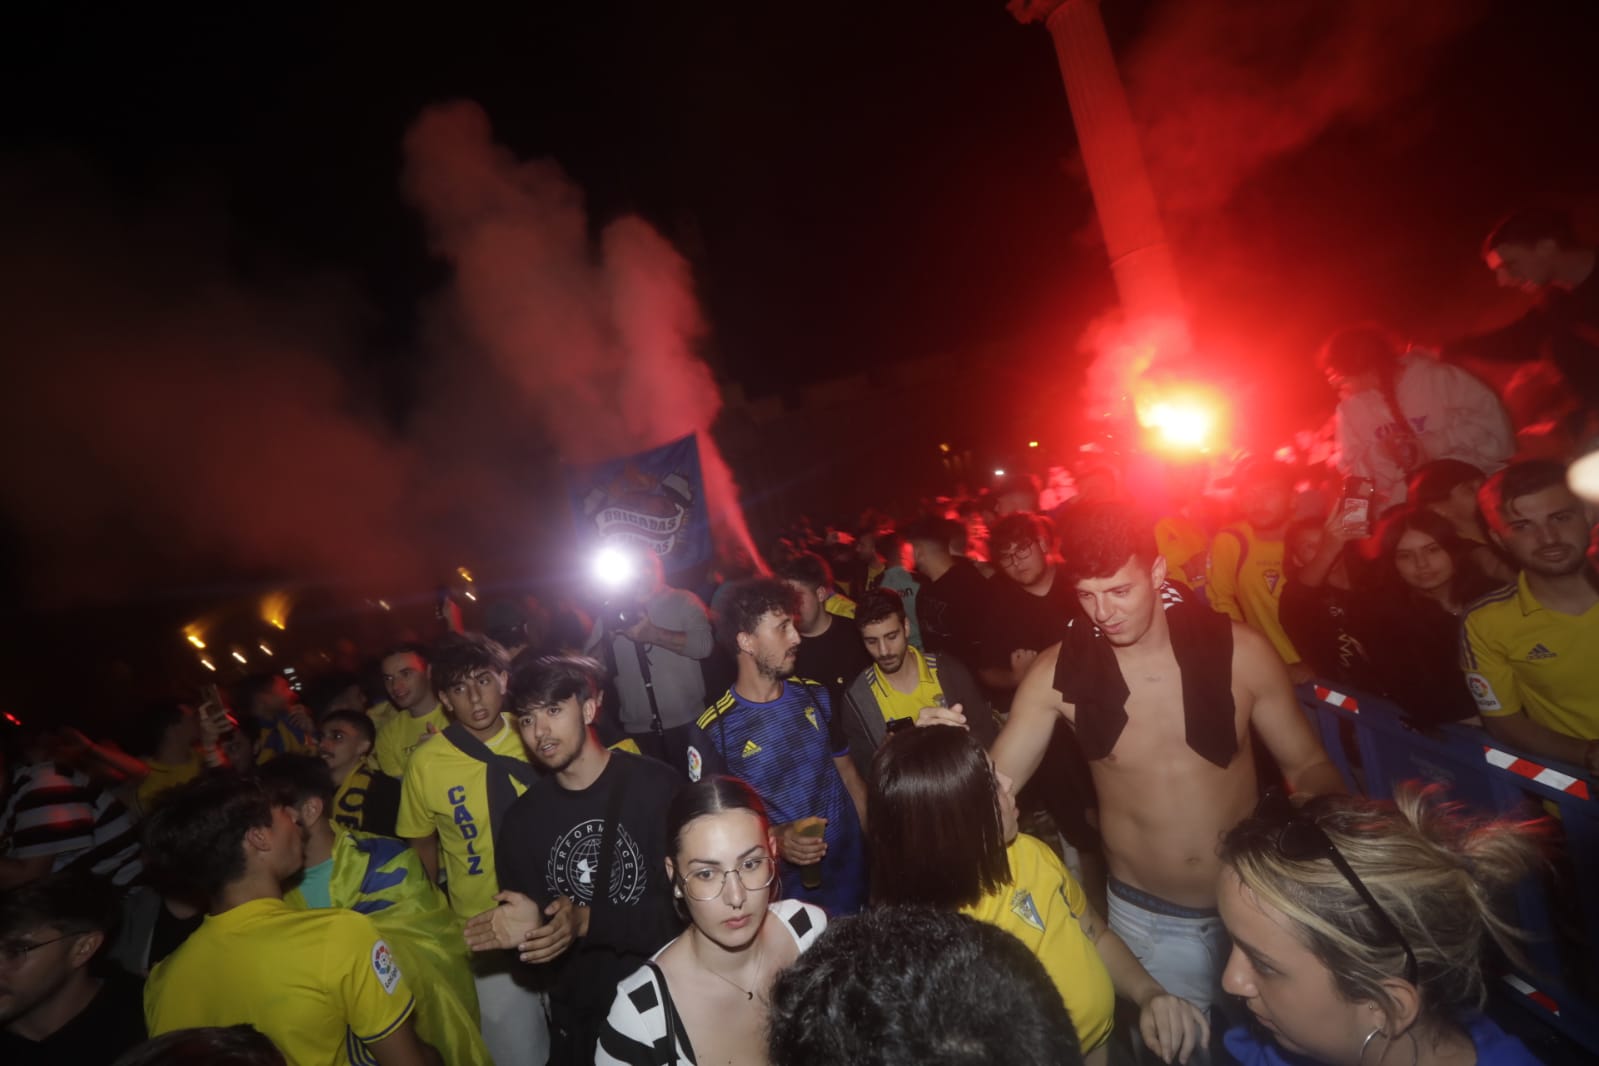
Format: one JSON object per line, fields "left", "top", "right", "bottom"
{"left": 1464, "top": 459, "right": 1599, "bottom": 771}
{"left": 838, "top": 588, "right": 993, "bottom": 777}
{"left": 373, "top": 644, "right": 446, "bottom": 779}
{"left": 317, "top": 709, "right": 400, "bottom": 837}
{"left": 467, "top": 654, "right": 682, "bottom": 1065}
{"left": 0, "top": 872, "right": 144, "bottom": 1065}
{"left": 396, "top": 632, "right": 546, "bottom": 1066}
{"left": 688, "top": 579, "right": 868, "bottom": 916}
{"left": 143, "top": 774, "right": 436, "bottom": 1065}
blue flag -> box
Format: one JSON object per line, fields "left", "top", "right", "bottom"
{"left": 565, "top": 433, "right": 711, "bottom": 573}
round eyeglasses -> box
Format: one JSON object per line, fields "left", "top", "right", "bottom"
{"left": 680, "top": 852, "right": 777, "bottom": 901}
{"left": 997, "top": 542, "right": 1037, "bottom": 567}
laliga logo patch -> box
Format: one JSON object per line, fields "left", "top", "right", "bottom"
{"left": 1466, "top": 672, "right": 1501, "bottom": 712}
{"left": 371, "top": 940, "right": 401, "bottom": 994}
{"left": 686, "top": 745, "right": 704, "bottom": 783}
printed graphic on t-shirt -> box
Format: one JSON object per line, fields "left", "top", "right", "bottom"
{"left": 547, "top": 818, "right": 648, "bottom": 906}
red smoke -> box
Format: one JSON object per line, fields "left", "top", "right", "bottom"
{"left": 1065, "top": 0, "right": 1492, "bottom": 450}
{"left": 0, "top": 158, "right": 427, "bottom": 607}
{"left": 401, "top": 100, "right": 757, "bottom": 562}
{"left": 1124, "top": 0, "right": 1489, "bottom": 221}
{"left": 1, "top": 103, "right": 759, "bottom": 614}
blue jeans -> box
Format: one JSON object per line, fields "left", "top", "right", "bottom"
{"left": 1107, "top": 878, "right": 1230, "bottom": 1065}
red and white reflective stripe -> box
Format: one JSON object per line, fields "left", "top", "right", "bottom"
{"left": 1503, "top": 974, "right": 1561, "bottom": 1016}
{"left": 1482, "top": 746, "right": 1592, "bottom": 801}
{"left": 1314, "top": 686, "right": 1359, "bottom": 712}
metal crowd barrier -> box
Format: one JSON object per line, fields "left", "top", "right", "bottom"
{"left": 1296, "top": 682, "right": 1599, "bottom": 1056}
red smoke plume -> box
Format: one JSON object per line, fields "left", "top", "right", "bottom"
{"left": 1125, "top": 0, "right": 1489, "bottom": 220}
{"left": 0, "top": 158, "right": 426, "bottom": 607}
{"left": 1069, "top": 0, "right": 1491, "bottom": 449}
{"left": 401, "top": 100, "right": 756, "bottom": 561}
{"left": 0, "top": 103, "right": 757, "bottom": 613}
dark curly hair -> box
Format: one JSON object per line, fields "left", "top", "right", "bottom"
{"left": 723, "top": 578, "right": 802, "bottom": 643}
{"left": 767, "top": 906, "right": 1082, "bottom": 1066}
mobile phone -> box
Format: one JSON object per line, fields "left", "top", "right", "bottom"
{"left": 1337, "top": 476, "right": 1375, "bottom": 534}
{"left": 885, "top": 717, "right": 915, "bottom": 736}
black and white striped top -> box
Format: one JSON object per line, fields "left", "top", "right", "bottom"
{"left": 596, "top": 899, "right": 827, "bottom": 1066}
{"left": 2, "top": 761, "right": 143, "bottom": 886}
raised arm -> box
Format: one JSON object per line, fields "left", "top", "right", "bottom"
{"left": 1440, "top": 310, "right": 1544, "bottom": 366}
{"left": 1237, "top": 625, "right": 1344, "bottom": 796}
{"left": 990, "top": 644, "right": 1069, "bottom": 792}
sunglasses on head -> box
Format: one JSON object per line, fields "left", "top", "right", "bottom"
{"left": 1252, "top": 789, "right": 1419, "bottom": 986}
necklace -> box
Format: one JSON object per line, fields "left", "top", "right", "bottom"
{"left": 704, "top": 932, "right": 765, "bottom": 1002}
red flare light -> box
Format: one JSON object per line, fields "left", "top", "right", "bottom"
{"left": 1134, "top": 383, "right": 1226, "bottom": 455}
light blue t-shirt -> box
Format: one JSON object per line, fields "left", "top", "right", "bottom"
{"left": 298, "top": 857, "right": 334, "bottom": 910}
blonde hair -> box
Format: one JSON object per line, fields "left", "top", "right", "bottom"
{"left": 1219, "top": 786, "right": 1546, "bottom": 1024}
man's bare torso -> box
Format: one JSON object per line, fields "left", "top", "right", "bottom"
{"left": 1063, "top": 638, "right": 1257, "bottom": 909}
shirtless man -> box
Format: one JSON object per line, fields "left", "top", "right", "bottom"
{"left": 985, "top": 501, "right": 1343, "bottom": 1032}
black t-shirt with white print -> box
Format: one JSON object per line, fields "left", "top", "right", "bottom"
{"left": 496, "top": 751, "right": 685, "bottom": 1024}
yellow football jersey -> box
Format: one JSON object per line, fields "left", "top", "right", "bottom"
{"left": 145, "top": 897, "right": 415, "bottom": 1066}
{"left": 396, "top": 716, "right": 529, "bottom": 919}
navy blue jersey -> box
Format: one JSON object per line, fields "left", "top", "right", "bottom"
{"left": 686, "top": 679, "right": 865, "bottom": 916}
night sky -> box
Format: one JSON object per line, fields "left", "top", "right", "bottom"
{"left": 3, "top": 2, "right": 1598, "bottom": 702}
{"left": 9, "top": 4, "right": 1596, "bottom": 401}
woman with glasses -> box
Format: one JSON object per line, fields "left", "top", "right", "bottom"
{"left": 596, "top": 777, "right": 826, "bottom": 1066}
{"left": 1218, "top": 788, "right": 1545, "bottom": 1066}
{"left": 869, "top": 726, "right": 1209, "bottom": 1066}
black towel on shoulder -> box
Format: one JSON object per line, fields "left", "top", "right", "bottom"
{"left": 442, "top": 722, "right": 540, "bottom": 837}
{"left": 1051, "top": 583, "right": 1238, "bottom": 769}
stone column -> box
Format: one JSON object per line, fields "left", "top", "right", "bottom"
{"left": 1010, "top": 0, "right": 1188, "bottom": 343}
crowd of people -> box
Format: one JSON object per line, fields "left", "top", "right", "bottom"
{"left": 1, "top": 207, "right": 1596, "bottom": 1066}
